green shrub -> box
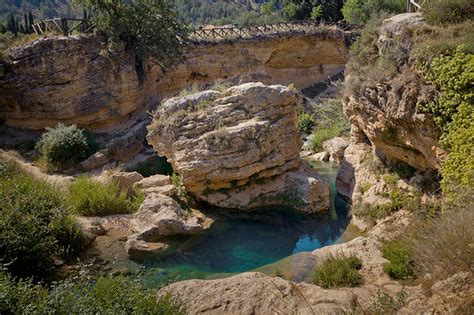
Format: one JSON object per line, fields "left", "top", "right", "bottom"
{"left": 423, "top": 0, "right": 474, "bottom": 25}
{"left": 66, "top": 176, "right": 143, "bottom": 217}
{"left": 132, "top": 155, "right": 173, "bottom": 177}
{"left": 297, "top": 111, "right": 314, "bottom": 134}
{"left": 0, "top": 272, "right": 184, "bottom": 315}
{"left": 367, "top": 288, "right": 407, "bottom": 314}
{"left": 36, "top": 124, "right": 96, "bottom": 170}
{"left": 308, "top": 97, "right": 349, "bottom": 152}
{"left": 418, "top": 46, "right": 474, "bottom": 201}
{"left": 0, "top": 165, "right": 86, "bottom": 278}
{"left": 312, "top": 254, "right": 363, "bottom": 288}
{"left": 381, "top": 240, "right": 416, "bottom": 280}
{"left": 342, "top": 0, "right": 404, "bottom": 25}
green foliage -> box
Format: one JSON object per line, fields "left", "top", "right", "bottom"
{"left": 418, "top": 46, "right": 474, "bottom": 200}
{"left": 66, "top": 176, "right": 143, "bottom": 217}
{"left": 171, "top": 172, "right": 188, "bottom": 201}
{"left": 0, "top": 272, "right": 184, "bottom": 314}
{"left": 381, "top": 240, "right": 416, "bottom": 280}
{"left": 0, "top": 161, "right": 86, "bottom": 278}
{"left": 308, "top": 98, "right": 349, "bottom": 152}
{"left": 36, "top": 123, "right": 96, "bottom": 171}
{"left": 367, "top": 288, "right": 407, "bottom": 314}
{"left": 342, "top": 0, "right": 405, "bottom": 25}
{"left": 297, "top": 110, "right": 314, "bottom": 134}
{"left": 423, "top": 0, "right": 474, "bottom": 25}
{"left": 73, "top": 0, "right": 189, "bottom": 72}
{"left": 312, "top": 254, "right": 363, "bottom": 288}
{"left": 263, "top": 0, "right": 344, "bottom": 22}
{"left": 132, "top": 155, "right": 173, "bottom": 177}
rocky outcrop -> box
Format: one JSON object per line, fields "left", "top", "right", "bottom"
{"left": 0, "top": 29, "right": 351, "bottom": 131}
{"left": 322, "top": 137, "right": 349, "bottom": 163}
{"left": 147, "top": 82, "right": 330, "bottom": 213}
{"left": 343, "top": 13, "right": 445, "bottom": 172}
{"left": 132, "top": 174, "right": 177, "bottom": 197}
{"left": 125, "top": 193, "right": 212, "bottom": 259}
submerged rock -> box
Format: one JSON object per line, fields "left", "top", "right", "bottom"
{"left": 147, "top": 82, "right": 330, "bottom": 213}
{"left": 125, "top": 193, "right": 212, "bottom": 259}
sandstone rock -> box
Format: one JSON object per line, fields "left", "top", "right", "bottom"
{"left": 132, "top": 174, "right": 177, "bottom": 197}
{"left": 322, "top": 137, "right": 349, "bottom": 163}
{"left": 147, "top": 82, "right": 330, "bottom": 213}
{"left": 126, "top": 194, "right": 212, "bottom": 259}
{"left": 310, "top": 151, "right": 330, "bottom": 162}
{"left": 157, "top": 272, "right": 359, "bottom": 315}
{"left": 344, "top": 13, "right": 445, "bottom": 172}
{"left": 1, "top": 30, "right": 351, "bottom": 132}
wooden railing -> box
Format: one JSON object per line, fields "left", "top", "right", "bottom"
{"left": 33, "top": 18, "right": 352, "bottom": 40}
{"left": 190, "top": 21, "right": 353, "bottom": 41}
{"left": 32, "top": 18, "right": 94, "bottom": 36}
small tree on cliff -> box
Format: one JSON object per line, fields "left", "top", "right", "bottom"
{"left": 73, "top": 0, "right": 190, "bottom": 78}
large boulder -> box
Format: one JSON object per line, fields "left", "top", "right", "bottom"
{"left": 147, "top": 82, "right": 330, "bottom": 213}
{"left": 125, "top": 193, "right": 212, "bottom": 259}
{"left": 322, "top": 137, "right": 349, "bottom": 163}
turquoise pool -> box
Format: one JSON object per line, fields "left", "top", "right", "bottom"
{"left": 135, "top": 161, "right": 350, "bottom": 288}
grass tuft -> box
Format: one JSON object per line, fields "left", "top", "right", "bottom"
{"left": 312, "top": 254, "right": 363, "bottom": 288}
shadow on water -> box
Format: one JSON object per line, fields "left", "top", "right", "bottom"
{"left": 135, "top": 161, "right": 351, "bottom": 288}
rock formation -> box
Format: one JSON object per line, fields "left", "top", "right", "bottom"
{"left": 147, "top": 82, "right": 330, "bottom": 213}
{"left": 126, "top": 193, "right": 212, "bottom": 259}
{"left": 0, "top": 29, "right": 351, "bottom": 132}
{"left": 343, "top": 13, "right": 444, "bottom": 172}
{"left": 337, "top": 14, "right": 445, "bottom": 204}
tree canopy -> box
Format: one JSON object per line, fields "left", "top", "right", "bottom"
{"left": 73, "top": 0, "right": 189, "bottom": 72}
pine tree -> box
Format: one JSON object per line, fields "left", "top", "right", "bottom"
{"left": 24, "top": 12, "right": 29, "bottom": 34}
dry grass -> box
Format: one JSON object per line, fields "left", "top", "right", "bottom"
{"left": 409, "top": 203, "right": 474, "bottom": 280}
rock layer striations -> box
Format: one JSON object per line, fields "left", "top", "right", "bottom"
{"left": 147, "top": 82, "right": 330, "bottom": 213}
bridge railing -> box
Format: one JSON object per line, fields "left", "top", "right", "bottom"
{"left": 32, "top": 18, "right": 94, "bottom": 36}
{"left": 190, "top": 21, "right": 353, "bottom": 41}
{"left": 33, "top": 18, "right": 352, "bottom": 40}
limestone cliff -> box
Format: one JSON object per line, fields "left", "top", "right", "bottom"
{"left": 0, "top": 29, "right": 351, "bottom": 132}
{"left": 337, "top": 14, "right": 445, "bottom": 203}
{"left": 147, "top": 82, "right": 330, "bottom": 213}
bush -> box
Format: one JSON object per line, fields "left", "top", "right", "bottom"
{"left": 423, "top": 0, "right": 474, "bottom": 25}
{"left": 36, "top": 124, "right": 96, "bottom": 170}
{"left": 308, "top": 98, "right": 350, "bottom": 152}
{"left": 418, "top": 46, "right": 474, "bottom": 201}
{"left": 381, "top": 240, "right": 416, "bottom": 280}
{"left": 342, "top": 0, "right": 405, "bottom": 25}
{"left": 312, "top": 254, "right": 363, "bottom": 288}
{"left": 297, "top": 111, "right": 314, "bottom": 134}
{"left": 0, "top": 272, "right": 184, "bottom": 314}
{"left": 410, "top": 206, "right": 473, "bottom": 280}
{"left": 66, "top": 176, "right": 143, "bottom": 217}
{"left": 0, "top": 162, "right": 86, "bottom": 278}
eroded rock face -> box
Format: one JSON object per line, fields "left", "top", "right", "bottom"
{"left": 125, "top": 193, "right": 212, "bottom": 259}
{"left": 1, "top": 29, "right": 351, "bottom": 132}
{"left": 343, "top": 13, "right": 445, "bottom": 171}
{"left": 147, "top": 82, "right": 329, "bottom": 213}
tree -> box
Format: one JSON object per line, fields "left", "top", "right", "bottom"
{"left": 342, "top": 0, "right": 405, "bottom": 25}
{"left": 311, "top": 5, "right": 323, "bottom": 20}
{"left": 72, "top": 0, "right": 190, "bottom": 75}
